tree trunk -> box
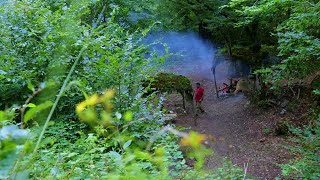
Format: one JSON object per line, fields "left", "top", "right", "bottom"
{"left": 226, "top": 35, "right": 233, "bottom": 57}
{"left": 182, "top": 91, "right": 186, "bottom": 110}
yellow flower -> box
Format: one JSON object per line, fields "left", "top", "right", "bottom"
{"left": 180, "top": 131, "right": 206, "bottom": 148}
{"left": 76, "top": 101, "right": 87, "bottom": 113}
{"left": 103, "top": 90, "right": 115, "bottom": 99}
{"left": 87, "top": 94, "right": 99, "bottom": 105}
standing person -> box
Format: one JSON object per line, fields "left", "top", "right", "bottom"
{"left": 194, "top": 82, "right": 205, "bottom": 114}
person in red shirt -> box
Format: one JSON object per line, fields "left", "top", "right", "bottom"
{"left": 194, "top": 82, "right": 205, "bottom": 114}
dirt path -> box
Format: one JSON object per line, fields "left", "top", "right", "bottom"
{"left": 165, "top": 74, "right": 292, "bottom": 179}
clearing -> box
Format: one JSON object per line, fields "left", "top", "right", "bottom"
{"left": 163, "top": 62, "right": 292, "bottom": 179}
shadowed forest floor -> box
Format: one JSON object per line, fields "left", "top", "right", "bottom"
{"left": 163, "top": 69, "right": 293, "bottom": 179}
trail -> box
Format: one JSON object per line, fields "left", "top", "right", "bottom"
{"left": 164, "top": 67, "right": 292, "bottom": 179}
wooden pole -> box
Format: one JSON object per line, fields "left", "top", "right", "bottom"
{"left": 211, "top": 66, "right": 219, "bottom": 98}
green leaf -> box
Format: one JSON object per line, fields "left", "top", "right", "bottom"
{"left": 0, "top": 110, "right": 14, "bottom": 122}
{"left": 24, "top": 101, "right": 53, "bottom": 123}
{"left": 124, "top": 111, "right": 133, "bottom": 122}
{"left": 27, "top": 82, "right": 35, "bottom": 92}
{"left": 27, "top": 103, "right": 36, "bottom": 108}
{"left": 66, "top": 152, "right": 78, "bottom": 158}
{"left": 109, "top": 151, "right": 121, "bottom": 159}
{"left": 142, "top": 28, "right": 150, "bottom": 36}
{"left": 313, "top": 89, "right": 320, "bottom": 95}
{"left": 123, "top": 140, "right": 132, "bottom": 150}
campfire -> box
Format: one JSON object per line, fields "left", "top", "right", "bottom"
{"left": 217, "top": 78, "right": 238, "bottom": 96}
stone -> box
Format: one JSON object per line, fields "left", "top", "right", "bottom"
{"left": 244, "top": 101, "right": 251, "bottom": 108}
{"left": 176, "top": 107, "right": 187, "bottom": 114}
{"left": 280, "top": 100, "right": 289, "bottom": 108}
{"left": 279, "top": 109, "right": 287, "bottom": 115}
{"left": 259, "top": 138, "right": 266, "bottom": 142}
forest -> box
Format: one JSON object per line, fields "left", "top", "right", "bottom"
{"left": 0, "top": 0, "right": 319, "bottom": 179}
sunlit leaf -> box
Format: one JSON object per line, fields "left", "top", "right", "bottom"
{"left": 24, "top": 101, "right": 53, "bottom": 123}
{"left": 123, "top": 140, "right": 132, "bottom": 150}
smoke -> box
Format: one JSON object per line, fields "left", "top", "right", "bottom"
{"left": 144, "top": 31, "right": 250, "bottom": 83}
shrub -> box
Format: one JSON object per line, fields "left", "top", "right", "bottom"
{"left": 279, "top": 115, "right": 320, "bottom": 179}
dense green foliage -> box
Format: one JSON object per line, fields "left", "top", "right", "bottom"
{"left": 229, "top": 0, "right": 320, "bottom": 83}
{"left": 0, "top": 0, "right": 247, "bottom": 179}
{"left": 226, "top": 1, "right": 320, "bottom": 179}
{"left": 1, "top": 0, "right": 319, "bottom": 179}
{"left": 151, "top": 0, "right": 320, "bottom": 179}
{"left": 280, "top": 116, "right": 320, "bottom": 179}
{"left": 145, "top": 72, "right": 194, "bottom": 100}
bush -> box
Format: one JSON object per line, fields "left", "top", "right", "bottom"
{"left": 279, "top": 115, "right": 320, "bottom": 179}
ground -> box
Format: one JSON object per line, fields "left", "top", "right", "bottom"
{"left": 163, "top": 73, "right": 293, "bottom": 179}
